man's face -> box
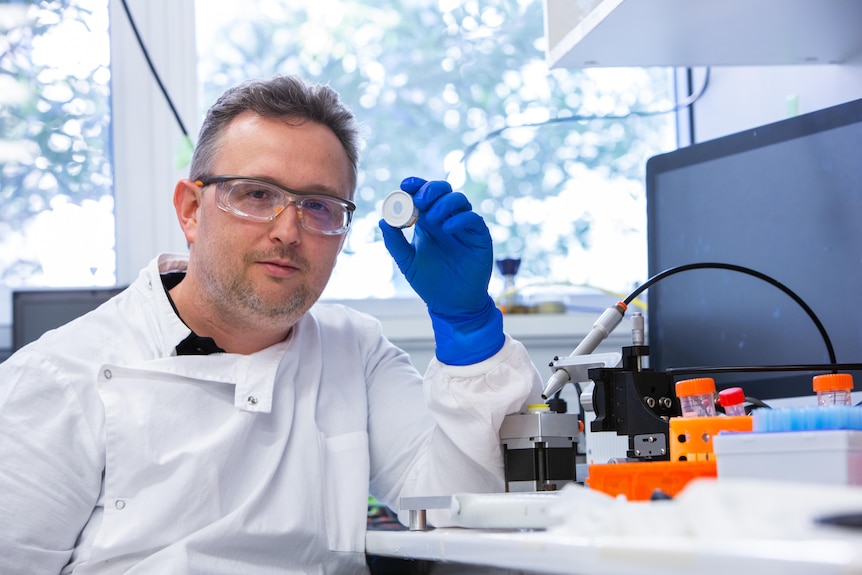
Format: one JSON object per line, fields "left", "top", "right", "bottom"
{"left": 186, "top": 111, "right": 353, "bottom": 328}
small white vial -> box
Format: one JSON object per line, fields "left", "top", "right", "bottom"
{"left": 382, "top": 190, "right": 418, "bottom": 228}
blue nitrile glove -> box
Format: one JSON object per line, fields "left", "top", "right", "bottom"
{"left": 379, "top": 177, "right": 504, "bottom": 366}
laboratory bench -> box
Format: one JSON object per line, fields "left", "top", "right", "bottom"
{"left": 366, "top": 526, "right": 862, "bottom": 575}
{"left": 365, "top": 478, "right": 862, "bottom": 574}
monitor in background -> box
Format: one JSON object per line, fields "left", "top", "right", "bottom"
{"left": 12, "top": 287, "right": 126, "bottom": 352}
{"left": 645, "top": 97, "right": 862, "bottom": 401}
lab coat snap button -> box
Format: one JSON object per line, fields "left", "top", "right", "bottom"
{"left": 115, "top": 499, "right": 126, "bottom": 510}
{"left": 247, "top": 396, "right": 258, "bottom": 406}
{"left": 104, "top": 369, "right": 112, "bottom": 380}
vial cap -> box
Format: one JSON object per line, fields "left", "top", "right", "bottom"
{"left": 382, "top": 190, "right": 418, "bottom": 228}
{"left": 812, "top": 373, "right": 854, "bottom": 392}
{"left": 675, "top": 377, "right": 716, "bottom": 398}
{"left": 718, "top": 386, "right": 745, "bottom": 407}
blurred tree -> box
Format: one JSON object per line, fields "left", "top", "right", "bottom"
{"left": 0, "top": 0, "right": 675, "bottom": 298}
{"left": 0, "top": 0, "right": 113, "bottom": 286}
{"left": 198, "top": 0, "right": 675, "bottom": 297}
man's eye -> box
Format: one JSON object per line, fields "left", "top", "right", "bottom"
{"left": 236, "top": 186, "right": 277, "bottom": 202}
{"left": 303, "top": 198, "right": 334, "bottom": 213}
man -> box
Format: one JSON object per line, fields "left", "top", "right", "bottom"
{"left": 0, "top": 76, "right": 542, "bottom": 574}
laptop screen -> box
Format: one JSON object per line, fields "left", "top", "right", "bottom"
{"left": 12, "top": 287, "right": 126, "bottom": 352}
{"left": 645, "top": 98, "right": 862, "bottom": 400}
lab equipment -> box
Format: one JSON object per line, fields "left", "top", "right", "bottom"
{"left": 714, "top": 428, "right": 862, "bottom": 486}
{"left": 546, "top": 261, "right": 862, "bottom": 466}
{"left": 669, "top": 413, "right": 752, "bottom": 462}
{"left": 449, "top": 492, "right": 562, "bottom": 529}
{"left": 381, "top": 190, "right": 418, "bottom": 228}
{"left": 542, "top": 301, "right": 626, "bottom": 399}
{"left": 752, "top": 405, "right": 862, "bottom": 432}
{"left": 676, "top": 377, "right": 717, "bottom": 418}
{"left": 813, "top": 373, "right": 854, "bottom": 406}
{"left": 500, "top": 404, "right": 581, "bottom": 492}
{"left": 399, "top": 495, "right": 451, "bottom": 531}
{"left": 585, "top": 342, "right": 680, "bottom": 462}
{"left": 646, "top": 97, "right": 862, "bottom": 401}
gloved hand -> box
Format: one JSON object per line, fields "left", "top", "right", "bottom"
{"left": 380, "top": 177, "right": 504, "bottom": 365}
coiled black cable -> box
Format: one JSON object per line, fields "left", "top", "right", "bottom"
{"left": 624, "top": 262, "right": 837, "bottom": 364}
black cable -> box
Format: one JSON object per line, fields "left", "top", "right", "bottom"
{"left": 744, "top": 396, "right": 772, "bottom": 411}
{"left": 667, "top": 363, "right": 862, "bottom": 376}
{"left": 453, "top": 68, "right": 711, "bottom": 175}
{"left": 119, "top": 0, "right": 191, "bottom": 140}
{"left": 623, "top": 262, "right": 837, "bottom": 364}
{"left": 685, "top": 67, "right": 697, "bottom": 144}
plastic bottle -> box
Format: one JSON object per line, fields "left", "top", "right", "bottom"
{"left": 495, "top": 258, "right": 524, "bottom": 313}
{"left": 675, "top": 377, "right": 716, "bottom": 418}
{"left": 717, "top": 387, "right": 747, "bottom": 416}
{"left": 812, "top": 373, "right": 854, "bottom": 406}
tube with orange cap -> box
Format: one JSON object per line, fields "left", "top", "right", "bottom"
{"left": 813, "top": 373, "right": 854, "bottom": 406}
{"left": 675, "top": 377, "right": 717, "bottom": 418}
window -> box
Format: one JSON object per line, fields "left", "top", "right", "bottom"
{"left": 196, "top": 0, "right": 677, "bottom": 304}
{"left": 0, "top": 0, "right": 113, "bottom": 288}
{"left": 0, "top": 0, "right": 678, "bottom": 330}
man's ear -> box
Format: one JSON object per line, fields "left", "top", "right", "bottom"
{"left": 174, "top": 178, "right": 203, "bottom": 245}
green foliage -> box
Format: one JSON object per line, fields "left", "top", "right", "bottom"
{"left": 0, "top": 0, "right": 675, "bottom": 292}
{"left": 199, "top": 0, "right": 675, "bottom": 291}
{"left": 0, "top": 0, "right": 111, "bottom": 284}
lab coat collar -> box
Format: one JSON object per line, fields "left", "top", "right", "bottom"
{"left": 121, "top": 341, "right": 289, "bottom": 413}
{"left": 126, "top": 254, "right": 291, "bottom": 413}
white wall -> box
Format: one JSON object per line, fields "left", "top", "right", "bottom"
{"left": 691, "top": 52, "right": 862, "bottom": 142}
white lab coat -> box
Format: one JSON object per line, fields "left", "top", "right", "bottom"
{"left": 0, "top": 254, "right": 542, "bottom": 574}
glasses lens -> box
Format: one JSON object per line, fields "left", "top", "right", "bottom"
{"left": 298, "top": 197, "right": 351, "bottom": 233}
{"left": 223, "top": 180, "right": 284, "bottom": 220}
{"left": 221, "top": 179, "right": 351, "bottom": 233}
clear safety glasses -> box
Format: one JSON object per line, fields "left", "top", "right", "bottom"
{"left": 195, "top": 175, "right": 356, "bottom": 235}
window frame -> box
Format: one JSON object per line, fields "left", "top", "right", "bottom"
{"left": 0, "top": 0, "right": 193, "bottom": 350}
{"left": 109, "top": 0, "right": 197, "bottom": 285}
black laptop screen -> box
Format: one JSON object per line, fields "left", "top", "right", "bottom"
{"left": 12, "top": 287, "right": 125, "bottom": 352}
{"left": 645, "top": 98, "right": 862, "bottom": 400}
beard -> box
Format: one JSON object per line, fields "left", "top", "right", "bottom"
{"left": 228, "top": 274, "right": 311, "bottom": 319}
{"left": 198, "top": 246, "right": 326, "bottom": 329}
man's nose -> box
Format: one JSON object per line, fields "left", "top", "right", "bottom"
{"left": 269, "top": 201, "right": 302, "bottom": 244}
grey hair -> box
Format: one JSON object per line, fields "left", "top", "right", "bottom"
{"left": 190, "top": 75, "right": 361, "bottom": 191}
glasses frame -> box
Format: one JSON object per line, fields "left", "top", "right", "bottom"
{"left": 195, "top": 175, "right": 356, "bottom": 235}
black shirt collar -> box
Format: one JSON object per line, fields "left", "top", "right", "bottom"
{"left": 161, "top": 272, "right": 226, "bottom": 356}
